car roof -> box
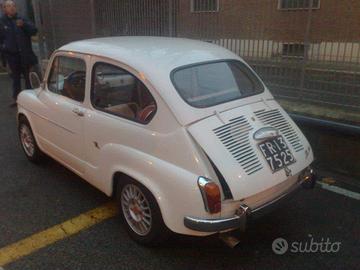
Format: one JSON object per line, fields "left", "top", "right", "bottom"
{"left": 59, "top": 36, "right": 238, "bottom": 72}
{"left": 59, "top": 37, "right": 249, "bottom": 125}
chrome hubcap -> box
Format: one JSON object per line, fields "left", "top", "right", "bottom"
{"left": 20, "top": 125, "right": 35, "bottom": 157}
{"left": 121, "top": 184, "right": 152, "bottom": 236}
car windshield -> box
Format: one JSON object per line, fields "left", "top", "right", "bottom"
{"left": 171, "top": 60, "right": 265, "bottom": 108}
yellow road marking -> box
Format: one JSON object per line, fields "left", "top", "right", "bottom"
{"left": 0, "top": 202, "right": 117, "bottom": 267}
{"left": 321, "top": 177, "right": 336, "bottom": 185}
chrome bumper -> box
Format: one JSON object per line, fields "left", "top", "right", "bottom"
{"left": 184, "top": 168, "right": 317, "bottom": 233}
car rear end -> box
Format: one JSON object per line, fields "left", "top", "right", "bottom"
{"left": 170, "top": 58, "right": 316, "bottom": 234}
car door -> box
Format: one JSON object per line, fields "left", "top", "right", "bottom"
{"left": 36, "top": 53, "right": 89, "bottom": 176}
{"left": 83, "top": 57, "right": 158, "bottom": 191}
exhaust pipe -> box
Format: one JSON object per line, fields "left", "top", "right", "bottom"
{"left": 219, "top": 233, "right": 241, "bottom": 248}
{"left": 300, "top": 167, "right": 317, "bottom": 190}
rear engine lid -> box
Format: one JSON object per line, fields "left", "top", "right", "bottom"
{"left": 187, "top": 99, "right": 313, "bottom": 200}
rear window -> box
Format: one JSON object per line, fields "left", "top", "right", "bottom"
{"left": 171, "top": 60, "right": 264, "bottom": 108}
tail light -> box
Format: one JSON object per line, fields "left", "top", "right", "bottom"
{"left": 198, "top": 177, "right": 221, "bottom": 214}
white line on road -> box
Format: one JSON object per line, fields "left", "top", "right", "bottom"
{"left": 318, "top": 182, "right": 360, "bottom": 200}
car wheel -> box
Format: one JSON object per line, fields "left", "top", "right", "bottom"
{"left": 18, "top": 117, "right": 43, "bottom": 163}
{"left": 117, "top": 178, "right": 171, "bottom": 246}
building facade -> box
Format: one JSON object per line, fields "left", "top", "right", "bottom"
{"left": 31, "top": 0, "right": 360, "bottom": 110}
{"left": 176, "top": 0, "right": 360, "bottom": 62}
{"left": 33, "top": 0, "right": 360, "bottom": 63}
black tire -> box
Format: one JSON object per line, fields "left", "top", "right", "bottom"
{"left": 116, "top": 177, "right": 171, "bottom": 246}
{"left": 18, "top": 116, "right": 43, "bottom": 163}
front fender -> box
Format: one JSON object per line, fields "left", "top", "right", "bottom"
{"left": 17, "top": 91, "right": 37, "bottom": 124}
{"left": 17, "top": 102, "right": 37, "bottom": 138}
{"left": 17, "top": 90, "right": 48, "bottom": 152}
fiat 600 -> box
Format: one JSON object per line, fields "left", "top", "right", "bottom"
{"left": 17, "top": 37, "right": 316, "bottom": 245}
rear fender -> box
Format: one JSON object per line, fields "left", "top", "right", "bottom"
{"left": 95, "top": 143, "right": 216, "bottom": 236}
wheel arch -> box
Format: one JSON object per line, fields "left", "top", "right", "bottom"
{"left": 17, "top": 108, "right": 34, "bottom": 126}
{"left": 112, "top": 171, "right": 134, "bottom": 198}
{"left": 111, "top": 170, "right": 163, "bottom": 205}
{"left": 17, "top": 107, "right": 47, "bottom": 158}
{"left": 17, "top": 110, "right": 38, "bottom": 141}
{"left": 17, "top": 111, "right": 29, "bottom": 124}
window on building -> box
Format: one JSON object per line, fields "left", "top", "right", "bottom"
{"left": 47, "top": 56, "right": 86, "bottom": 102}
{"left": 91, "top": 63, "right": 157, "bottom": 124}
{"left": 191, "top": 0, "right": 219, "bottom": 13}
{"left": 278, "top": 0, "right": 320, "bottom": 10}
{"left": 282, "top": 43, "right": 305, "bottom": 58}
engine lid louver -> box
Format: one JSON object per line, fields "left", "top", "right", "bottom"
{"left": 213, "top": 108, "right": 304, "bottom": 176}
{"left": 254, "top": 109, "right": 304, "bottom": 152}
{"left": 213, "top": 116, "right": 263, "bottom": 175}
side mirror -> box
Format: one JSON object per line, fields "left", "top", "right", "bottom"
{"left": 29, "top": 72, "right": 43, "bottom": 89}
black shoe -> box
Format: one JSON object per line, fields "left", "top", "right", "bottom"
{"left": 9, "top": 102, "right": 17, "bottom": 108}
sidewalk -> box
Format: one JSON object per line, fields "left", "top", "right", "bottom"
{"left": 278, "top": 98, "right": 360, "bottom": 125}
{"left": 0, "top": 66, "right": 7, "bottom": 74}
{"left": 275, "top": 97, "right": 360, "bottom": 179}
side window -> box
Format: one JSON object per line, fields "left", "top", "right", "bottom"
{"left": 47, "top": 56, "right": 86, "bottom": 102}
{"left": 91, "top": 63, "right": 157, "bottom": 124}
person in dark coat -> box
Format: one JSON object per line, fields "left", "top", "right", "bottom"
{"left": 0, "top": 2, "right": 7, "bottom": 68}
{"left": 0, "top": 0, "right": 38, "bottom": 106}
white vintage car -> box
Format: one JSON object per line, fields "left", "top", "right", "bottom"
{"left": 17, "top": 37, "right": 316, "bottom": 245}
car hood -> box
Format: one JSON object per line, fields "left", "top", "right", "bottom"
{"left": 187, "top": 99, "right": 314, "bottom": 200}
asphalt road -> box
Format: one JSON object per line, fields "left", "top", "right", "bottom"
{"left": 0, "top": 75, "right": 359, "bottom": 270}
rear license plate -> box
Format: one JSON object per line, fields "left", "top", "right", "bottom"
{"left": 258, "top": 136, "right": 295, "bottom": 172}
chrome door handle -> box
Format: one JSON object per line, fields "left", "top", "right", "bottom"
{"left": 72, "top": 107, "right": 84, "bottom": 117}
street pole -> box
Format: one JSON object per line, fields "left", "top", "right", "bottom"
{"left": 48, "top": 0, "right": 57, "bottom": 51}
{"left": 89, "top": 0, "right": 96, "bottom": 37}
{"left": 31, "top": 0, "right": 46, "bottom": 60}
{"left": 168, "top": 0, "right": 174, "bottom": 37}
{"left": 299, "top": 0, "right": 313, "bottom": 100}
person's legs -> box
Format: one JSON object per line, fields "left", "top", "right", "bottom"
{"left": 22, "top": 65, "right": 32, "bottom": 89}
{"left": 5, "top": 54, "right": 22, "bottom": 100}
{"left": 1, "top": 52, "right": 6, "bottom": 68}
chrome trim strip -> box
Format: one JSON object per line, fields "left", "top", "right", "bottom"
{"left": 253, "top": 126, "right": 279, "bottom": 141}
{"left": 184, "top": 215, "right": 244, "bottom": 233}
{"left": 184, "top": 204, "right": 249, "bottom": 232}
{"left": 197, "top": 177, "right": 211, "bottom": 213}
